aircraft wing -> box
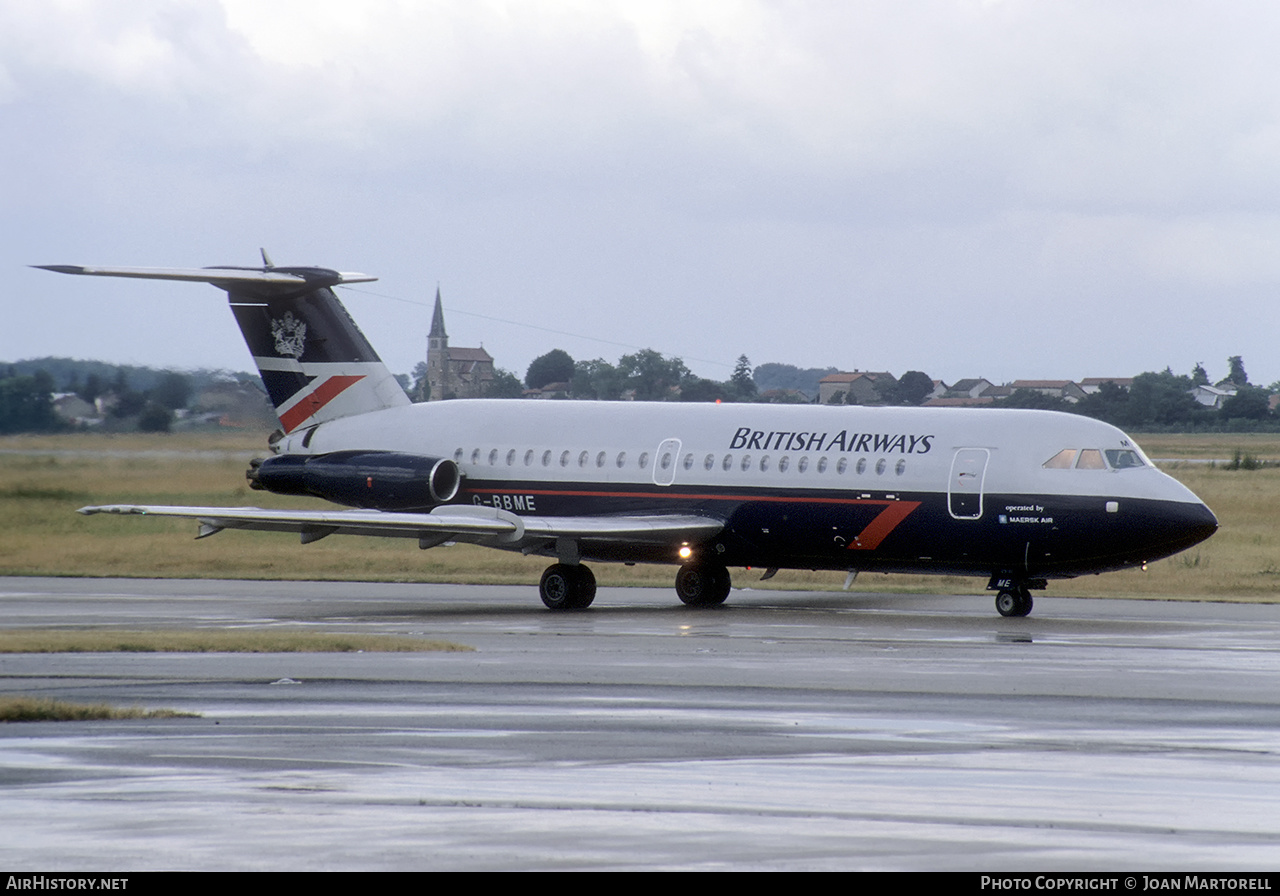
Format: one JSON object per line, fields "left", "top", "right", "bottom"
{"left": 77, "top": 504, "right": 724, "bottom": 550}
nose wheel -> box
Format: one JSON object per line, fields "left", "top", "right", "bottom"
{"left": 995, "top": 588, "right": 1033, "bottom": 618}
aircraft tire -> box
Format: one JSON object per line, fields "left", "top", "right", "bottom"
{"left": 675, "top": 563, "right": 731, "bottom": 607}
{"left": 995, "top": 588, "right": 1033, "bottom": 618}
{"left": 540, "top": 563, "right": 595, "bottom": 611}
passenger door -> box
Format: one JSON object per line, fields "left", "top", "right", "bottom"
{"left": 948, "top": 448, "right": 989, "bottom": 520}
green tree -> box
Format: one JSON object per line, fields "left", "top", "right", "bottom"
{"left": 1226, "top": 355, "right": 1249, "bottom": 387}
{"left": 730, "top": 355, "right": 757, "bottom": 401}
{"left": 679, "top": 376, "right": 731, "bottom": 402}
{"left": 410, "top": 361, "right": 431, "bottom": 402}
{"left": 486, "top": 368, "right": 525, "bottom": 398}
{"left": 617, "top": 349, "right": 689, "bottom": 401}
{"left": 0, "top": 371, "right": 59, "bottom": 434}
{"left": 893, "top": 370, "right": 934, "bottom": 406}
{"left": 1219, "top": 386, "right": 1271, "bottom": 421}
{"left": 1125, "top": 370, "right": 1204, "bottom": 427}
{"left": 571, "top": 359, "right": 623, "bottom": 400}
{"left": 1191, "top": 362, "right": 1209, "bottom": 386}
{"left": 137, "top": 400, "right": 173, "bottom": 433}
{"left": 993, "top": 389, "right": 1071, "bottom": 411}
{"left": 525, "top": 349, "right": 575, "bottom": 390}
{"left": 149, "top": 371, "right": 192, "bottom": 410}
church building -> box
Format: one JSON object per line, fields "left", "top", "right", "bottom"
{"left": 426, "top": 288, "right": 495, "bottom": 401}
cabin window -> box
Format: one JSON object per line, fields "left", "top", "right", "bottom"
{"left": 797, "top": 457, "right": 808, "bottom": 473}
{"left": 837, "top": 457, "right": 848, "bottom": 474}
{"left": 542, "top": 450, "right": 552, "bottom": 467}
{"left": 875, "top": 458, "right": 887, "bottom": 475}
{"left": 659, "top": 451, "right": 673, "bottom": 471}
{"left": 488, "top": 449, "right": 499, "bottom": 465}
{"left": 506, "top": 449, "right": 516, "bottom": 466}
{"left": 683, "top": 453, "right": 695, "bottom": 471}
{"left": 817, "top": 457, "right": 828, "bottom": 474}
{"left": 578, "top": 450, "right": 589, "bottom": 468}
{"left": 740, "top": 454, "right": 752, "bottom": 472}
{"left": 560, "top": 450, "right": 571, "bottom": 467}
{"left": 639, "top": 452, "right": 650, "bottom": 469}
{"left": 1043, "top": 449, "right": 1077, "bottom": 469}
{"left": 524, "top": 449, "right": 534, "bottom": 466}
{"left": 722, "top": 454, "right": 733, "bottom": 472}
{"left": 471, "top": 449, "right": 481, "bottom": 465}
{"left": 778, "top": 456, "right": 790, "bottom": 473}
{"left": 759, "top": 455, "right": 770, "bottom": 472}
{"left": 855, "top": 458, "right": 866, "bottom": 475}
{"left": 1076, "top": 449, "right": 1105, "bottom": 470}
{"left": 704, "top": 454, "right": 715, "bottom": 471}
{"left": 616, "top": 451, "right": 627, "bottom": 468}
{"left": 1105, "top": 449, "right": 1144, "bottom": 469}
{"left": 596, "top": 451, "right": 607, "bottom": 468}
{"left": 302, "top": 426, "right": 319, "bottom": 448}
{"left": 454, "top": 448, "right": 464, "bottom": 463}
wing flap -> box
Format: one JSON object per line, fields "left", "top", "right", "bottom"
{"left": 77, "top": 504, "right": 724, "bottom": 548}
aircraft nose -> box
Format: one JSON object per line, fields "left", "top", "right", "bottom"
{"left": 1156, "top": 500, "right": 1218, "bottom": 556}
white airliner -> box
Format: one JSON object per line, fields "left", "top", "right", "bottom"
{"left": 39, "top": 256, "right": 1218, "bottom": 615}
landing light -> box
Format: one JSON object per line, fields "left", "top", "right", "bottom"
{"left": 678, "top": 545, "right": 692, "bottom": 559}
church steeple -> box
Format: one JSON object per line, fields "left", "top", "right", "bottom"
{"left": 429, "top": 286, "right": 447, "bottom": 339}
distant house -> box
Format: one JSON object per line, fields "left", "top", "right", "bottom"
{"left": 1008, "top": 380, "right": 1087, "bottom": 403}
{"left": 817, "top": 371, "right": 897, "bottom": 405}
{"left": 426, "top": 288, "right": 495, "bottom": 401}
{"left": 945, "top": 378, "right": 996, "bottom": 400}
{"left": 1190, "top": 384, "right": 1236, "bottom": 409}
{"left": 1079, "top": 377, "right": 1133, "bottom": 394}
{"left": 758, "top": 388, "right": 811, "bottom": 404}
{"left": 50, "top": 393, "right": 97, "bottom": 426}
{"left": 525, "top": 381, "right": 571, "bottom": 400}
{"left": 922, "top": 395, "right": 994, "bottom": 407}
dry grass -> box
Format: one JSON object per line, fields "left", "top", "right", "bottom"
{"left": 2, "top": 430, "right": 1277, "bottom": 602}
{"left": 0, "top": 629, "right": 471, "bottom": 653}
{"left": 0, "top": 697, "right": 198, "bottom": 722}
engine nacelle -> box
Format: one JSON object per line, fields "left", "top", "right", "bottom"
{"left": 248, "top": 451, "right": 462, "bottom": 510}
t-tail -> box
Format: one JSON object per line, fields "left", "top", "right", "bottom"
{"left": 35, "top": 251, "right": 411, "bottom": 433}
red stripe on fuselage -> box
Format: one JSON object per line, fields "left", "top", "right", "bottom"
{"left": 467, "top": 486, "right": 922, "bottom": 551}
{"left": 279, "top": 375, "right": 365, "bottom": 433}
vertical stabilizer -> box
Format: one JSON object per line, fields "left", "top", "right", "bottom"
{"left": 35, "top": 260, "right": 411, "bottom": 432}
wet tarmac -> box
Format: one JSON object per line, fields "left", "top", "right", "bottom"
{"left": 1, "top": 577, "right": 1278, "bottom": 870}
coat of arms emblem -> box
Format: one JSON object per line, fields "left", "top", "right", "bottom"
{"left": 270, "top": 312, "right": 307, "bottom": 358}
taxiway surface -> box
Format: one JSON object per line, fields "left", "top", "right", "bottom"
{"left": 1, "top": 577, "right": 1278, "bottom": 870}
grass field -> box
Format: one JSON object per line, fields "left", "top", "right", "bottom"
{"left": 2, "top": 430, "right": 1278, "bottom": 602}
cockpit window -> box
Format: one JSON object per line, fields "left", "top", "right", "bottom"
{"left": 1043, "top": 449, "right": 1077, "bottom": 469}
{"left": 1045, "top": 447, "right": 1147, "bottom": 471}
{"left": 1076, "top": 449, "right": 1106, "bottom": 469}
{"left": 1104, "top": 448, "right": 1144, "bottom": 469}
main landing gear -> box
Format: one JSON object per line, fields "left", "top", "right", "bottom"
{"left": 539, "top": 563, "right": 596, "bottom": 610}
{"left": 674, "top": 562, "right": 732, "bottom": 607}
{"left": 538, "top": 561, "right": 733, "bottom": 611}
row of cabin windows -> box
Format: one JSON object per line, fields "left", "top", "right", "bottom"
{"left": 1042, "top": 448, "right": 1145, "bottom": 470}
{"left": 453, "top": 447, "right": 908, "bottom": 477}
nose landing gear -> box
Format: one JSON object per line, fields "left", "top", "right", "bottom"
{"left": 995, "top": 587, "right": 1033, "bottom": 618}
{"left": 989, "top": 575, "right": 1044, "bottom": 618}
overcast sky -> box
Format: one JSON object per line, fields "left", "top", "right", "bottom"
{"left": 5, "top": 0, "right": 1280, "bottom": 389}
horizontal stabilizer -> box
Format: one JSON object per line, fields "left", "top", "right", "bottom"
{"left": 34, "top": 264, "right": 376, "bottom": 288}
